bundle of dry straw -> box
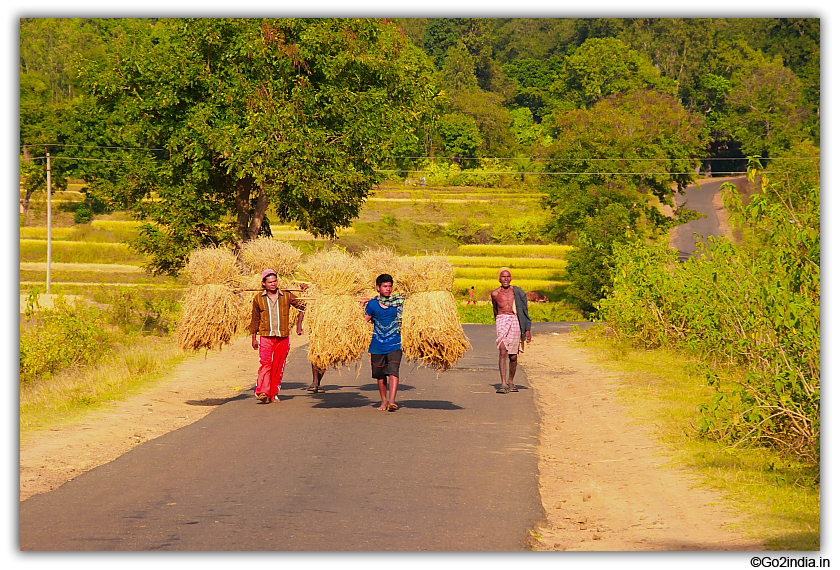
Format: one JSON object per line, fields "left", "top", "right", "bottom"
{"left": 177, "top": 284, "right": 246, "bottom": 351}
{"left": 399, "top": 255, "right": 471, "bottom": 371}
{"left": 239, "top": 237, "right": 302, "bottom": 277}
{"left": 305, "top": 295, "right": 372, "bottom": 370}
{"left": 300, "top": 249, "right": 371, "bottom": 369}
{"left": 359, "top": 247, "right": 404, "bottom": 296}
{"left": 185, "top": 245, "right": 241, "bottom": 287}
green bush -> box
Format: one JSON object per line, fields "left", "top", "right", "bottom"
{"left": 599, "top": 163, "right": 820, "bottom": 463}
{"left": 74, "top": 204, "right": 94, "bottom": 224}
{"left": 20, "top": 296, "right": 110, "bottom": 383}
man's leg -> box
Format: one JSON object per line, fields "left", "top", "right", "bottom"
{"left": 268, "top": 336, "right": 290, "bottom": 402}
{"left": 309, "top": 364, "right": 326, "bottom": 392}
{"left": 377, "top": 377, "right": 389, "bottom": 410}
{"left": 388, "top": 375, "right": 400, "bottom": 410}
{"left": 497, "top": 345, "right": 509, "bottom": 392}
{"left": 508, "top": 354, "right": 519, "bottom": 391}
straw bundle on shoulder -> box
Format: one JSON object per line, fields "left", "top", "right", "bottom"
{"left": 399, "top": 255, "right": 470, "bottom": 370}
{"left": 240, "top": 237, "right": 303, "bottom": 276}
{"left": 298, "top": 248, "right": 372, "bottom": 369}
{"left": 186, "top": 245, "right": 241, "bottom": 287}
{"left": 398, "top": 254, "right": 455, "bottom": 295}
{"left": 177, "top": 284, "right": 245, "bottom": 351}
{"left": 359, "top": 247, "right": 404, "bottom": 295}
{"left": 402, "top": 291, "right": 471, "bottom": 370}
{"left": 305, "top": 295, "right": 372, "bottom": 370}
{"left": 299, "top": 249, "right": 368, "bottom": 296}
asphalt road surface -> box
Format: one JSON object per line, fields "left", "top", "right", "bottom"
{"left": 20, "top": 322, "right": 592, "bottom": 551}
{"left": 672, "top": 178, "right": 729, "bottom": 262}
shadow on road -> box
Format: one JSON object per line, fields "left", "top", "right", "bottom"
{"left": 185, "top": 393, "right": 251, "bottom": 406}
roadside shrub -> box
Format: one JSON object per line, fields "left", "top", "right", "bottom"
{"left": 599, "top": 161, "right": 820, "bottom": 463}
{"left": 20, "top": 297, "right": 110, "bottom": 384}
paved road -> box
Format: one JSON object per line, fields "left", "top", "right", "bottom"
{"left": 672, "top": 178, "right": 731, "bottom": 262}
{"left": 20, "top": 322, "right": 591, "bottom": 551}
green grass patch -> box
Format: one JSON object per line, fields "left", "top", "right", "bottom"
{"left": 20, "top": 227, "right": 76, "bottom": 240}
{"left": 456, "top": 244, "right": 573, "bottom": 258}
{"left": 20, "top": 239, "right": 147, "bottom": 264}
{"left": 447, "top": 255, "right": 568, "bottom": 269}
{"left": 575, "top": 327, "right": 820, "bottom": 550}
{"left": 453, "top": 278, "right": 570, "bottom": 300}
{"left": 454, "top": 266, "right": 567, "bottom": 281}
{"left": 457, "top": 301, "right": 582, "bottom": 323}
{"left": 335, "top": 220, "right": 458, "bottom": 255}
{"left": 20, "top": 335, "right": 190, "bottom": 439}
{"left": 20, "top": 269, "right": 183, "bottom": 287}
{"left": 20, "top": 222, "right": 142, "bottom": 244}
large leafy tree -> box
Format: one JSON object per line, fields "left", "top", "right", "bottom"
{"left": 542, "top": 89, "right": 707, "bottom": 311}
{"left": 75, "top": 18, "right": 436, "bottom": 274}
{"left": 723, "top": 53, "right": 808, "bottom": 157}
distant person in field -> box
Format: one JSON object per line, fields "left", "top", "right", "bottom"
{"left": 468, "top": 286, "right": 476, "bottom": 305}
{"left": 294, "top": 305, "right": 327, "bottom": 394}
{"left": 364, "top": 273, "right": 405, "bottom": 412}
{"left": 248, "top": 269, "right": 306, "bottom": 403}
{"left": 490, "top": 267, "right": 532, "bottom": 394}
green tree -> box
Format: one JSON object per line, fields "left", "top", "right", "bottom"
{"left": 436, "top": 113, "right": 483, "bottom": 158}
{"left": 552, "top": 37, "right": 679, "bottom": 109}
{"left": 542, "top": 89, "right": 707, "bottom": 312}
{"left": 723, "top": 53, "right": 808, "bottom": 157}
{"left": 75, "top": 18, "right": 437, "bottom": 274}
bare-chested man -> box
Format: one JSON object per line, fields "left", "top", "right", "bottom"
{"left": 490, "top": 267, "right": 532, "bottom": 394}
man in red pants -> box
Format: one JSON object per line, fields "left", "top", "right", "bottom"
{"left": 248, "top": 269, "right": 306, "bottom": 403}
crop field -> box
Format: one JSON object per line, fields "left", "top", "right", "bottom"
{"left": 20, "top": 179, "right": 581, "bottom": 321}
{"left": 454, "top": 244, "right": 573, "bottom": 258}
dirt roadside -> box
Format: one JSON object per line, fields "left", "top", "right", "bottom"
{"left": 525, "top": 333, "right": 763, "bottom": 551}
{"left": 19, "top": 330, "right": 763, "bottom": 551}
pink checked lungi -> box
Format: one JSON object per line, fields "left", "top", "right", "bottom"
{"left": 496, "top": 313, "right": 521, "bottom": 354}
{"left": 255, "top": 336, "right": 290, "bottom": 402}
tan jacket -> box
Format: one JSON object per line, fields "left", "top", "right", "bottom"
{"left": 248, "top": 290, "right": 304, "bottom": 338}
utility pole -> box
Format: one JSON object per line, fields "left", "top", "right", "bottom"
{"left": 46, "top": 148, "right": 52, "bottom": 294}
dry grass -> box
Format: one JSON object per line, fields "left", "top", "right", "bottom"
{"left": 359, "top": 247, "right": 404, "bottom": 294}
{"left": 239, "top": 237, "right": 303, "bottom": 276}
{"left": 176, "top": 284, "right": 247, "bottom": 351}
{"left": 399, "top": 254, "right": 455, "bottom": 294}
{"left": 304, "top": 294, "right": 372, "bottom": 370}
{"left": 185, "top": 245, "right": 241, "bottom": 287}
{"left": 402, "top": 291, "right": 471, "bottom": 370}
{"left": 299, "top": 248, "right": 368, "bottom": 296}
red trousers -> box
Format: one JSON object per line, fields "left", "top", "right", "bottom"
{"left": 256, "top": 336, "right": 290, "bottom": 402}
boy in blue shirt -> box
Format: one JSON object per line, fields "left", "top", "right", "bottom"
{"left": 364, "top": 274, "right": 404, "bottom": 412}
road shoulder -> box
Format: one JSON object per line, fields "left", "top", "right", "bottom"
{"left": 522, "top": 332, "right": 764, "bottom": 551}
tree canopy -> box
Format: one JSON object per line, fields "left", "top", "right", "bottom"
{"left": 73, "top": 18, "right": 437, "bottom": 274}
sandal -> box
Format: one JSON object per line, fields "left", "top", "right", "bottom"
{"left": 496, "top": 385, "right": 508, "bottom": 394}
{"left": 257, "top": 393, "right": 269, "bottom": 403}
{"left": 509, "top": 384, "right": 518, "bottom": 392}
{"left": 316, "top": 386, "right": 325, "bottom": 393}
{"left": 307, "top": 383, "right": 317, "bottom": 393}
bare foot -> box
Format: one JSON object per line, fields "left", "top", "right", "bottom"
{"left": 377, "top": 403, "right": 388, "bottom": 411}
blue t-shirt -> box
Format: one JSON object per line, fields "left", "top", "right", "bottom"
{"left": 365, "top": 298, "right": 402, "bottom": 354}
